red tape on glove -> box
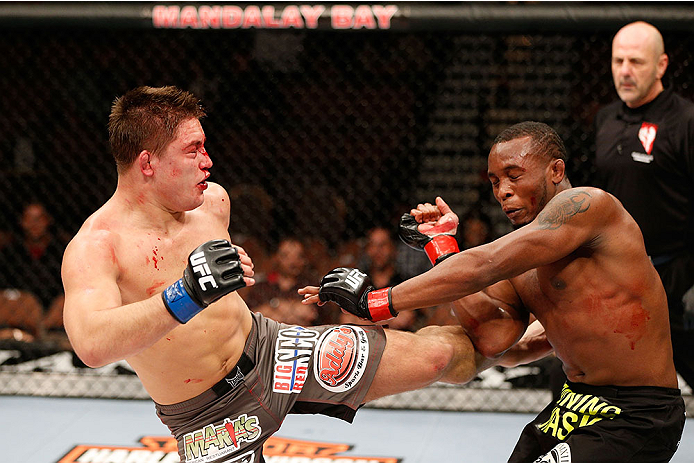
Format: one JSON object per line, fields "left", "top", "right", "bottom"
{"left": 367, "top": 287, "right": 396, "bottom": 322}
{"left": 423, "top": 235, "right": 459, "bottom": 265}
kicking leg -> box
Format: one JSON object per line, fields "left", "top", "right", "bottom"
{"left": 363, "top": 325, "right": 485, "bottom": 402}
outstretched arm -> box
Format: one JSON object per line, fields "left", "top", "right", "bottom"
{"left": 391, "top": 188, "right": 606, "bottom": 312}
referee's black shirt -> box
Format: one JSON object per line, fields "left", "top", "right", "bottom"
{"left": 594, "top": 86, "right": 694, "bottom": 258}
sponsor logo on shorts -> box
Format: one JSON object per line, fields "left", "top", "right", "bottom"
{"left": 225, "top": 366, "right": 245, "bottom": 389}
{"left": 273, "top": 326, "right": 319, "bottom": 394}
{"left": 182, "top": 414, "right": 261, "bottom": 462}
{"left": 533, "top": 442, "right": 571, "bottom": 463}
{"left": 314, "top": 325, "right": 369, "bottom": 393}
{"left": 536, "top": 383, "right": 622, "bottom": 441}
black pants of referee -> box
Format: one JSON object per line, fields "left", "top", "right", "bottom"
{"left": 656, "top": 252, "right": 694, "bottom": 390}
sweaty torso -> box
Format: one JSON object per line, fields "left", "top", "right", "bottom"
{"left": 87, "top": 184, "right": 252, "bottom": 404}
{"left": 510, "top": 209, "right": 677, "bottom": 388}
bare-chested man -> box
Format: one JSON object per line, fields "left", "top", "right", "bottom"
{"left": 61, "top": 86, "right": 489, "bottom": 463}
{"left": 302, "top": 122, "right": 685, "bottom": 462}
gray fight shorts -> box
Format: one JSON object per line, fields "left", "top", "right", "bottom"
{"left": 155, "top": 311, "right": 386, "bottom": 463}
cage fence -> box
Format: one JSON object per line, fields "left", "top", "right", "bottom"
{"left": 0, "top": 3, "right": 693, "bottom": 414}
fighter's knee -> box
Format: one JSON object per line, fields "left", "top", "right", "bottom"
{"left": 413, "top": 325, "right": 475, "bottom": 382}
{"left": 423, "top": 339, "right": 456, "bottom": 377}
{"left": 418, "top": 325, "right": 478, "bottom": 385}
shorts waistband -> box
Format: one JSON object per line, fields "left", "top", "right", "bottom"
{"left": 155, "top": 313, "right": 258, "bottom": 413}
{"left": 209, "top": 352, "right": 255, "bottom": 397}
{"left": 564, "top": 381, "right": 681, "bottom": 399}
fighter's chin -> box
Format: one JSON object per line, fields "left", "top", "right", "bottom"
{"left": 507, "top": 212, "right": 533, "bottom": 229}
{"left": 184, "top": 194, "right": 206, "bottom": 211}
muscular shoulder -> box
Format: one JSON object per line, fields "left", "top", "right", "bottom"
{"left": 536, "top": 187, "right": 615, "bottom": 230}
{"left": 63, "top": 219, "right": 119, "bottom": 281}
{"left": 201, "top": 182, "right": 231, "bottom": 224}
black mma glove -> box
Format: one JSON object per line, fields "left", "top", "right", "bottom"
{"left": 318, "top": 267, "right": 397, "bottom": 322}
{"left": 162, "top": 239, "right": 246, "bottom": 323}
{"left": 399, "top": 213, "right": 459, "bottom": 265}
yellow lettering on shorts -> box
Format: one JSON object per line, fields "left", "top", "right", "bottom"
{"left": 536, "top": 384, "right": 622, "bottom": 441}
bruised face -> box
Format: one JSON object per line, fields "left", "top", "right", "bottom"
{"left": 150, "top": 118, "right": 212, "bottom": 211}
{"left": 487, "top": 136, "right": 558, "bottom": 227}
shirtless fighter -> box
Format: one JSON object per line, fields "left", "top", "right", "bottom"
{"left": 61, "top": 86, "right": 486, "bottom": 463}
{"left": 302, "top": 122, "right": 686, "bottom": 462}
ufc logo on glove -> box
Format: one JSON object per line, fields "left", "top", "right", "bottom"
{"left": 345, "top": 269, "right": 367, "bottom": 290}
{"left": 190, "top": 252, "right": 218, "bottom": 290}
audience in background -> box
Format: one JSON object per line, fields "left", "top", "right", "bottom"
{"left": 357, "top": 226, "right": 422, "bottom": 332}
{"left": 459, "top": 209, "right": 494, "bottom": 250}
{"left": 357, "top": 226, "right": 407, "bottom": 289}
{"left": 0, "top": 202, "right": 66, "bottom": 311}
{"left": 244, "top": 237, "right": 321, "bottom": 325}
{"left": 0, "top": 200, "right": 495, "bottom": 343}
{"left": 0, "top": 288, "right": 43, "bottom": 342}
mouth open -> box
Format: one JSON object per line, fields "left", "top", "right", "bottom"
{"left": 198, "top": 172, "right": 210, "bottom": 190}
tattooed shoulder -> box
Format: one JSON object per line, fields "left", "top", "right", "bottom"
{"left": 535, "top": 190, "right": 592, "bottom": 230}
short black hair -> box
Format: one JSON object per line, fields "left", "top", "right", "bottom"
{"left": 493, "top": 121, "right": 567, "bottom": 162}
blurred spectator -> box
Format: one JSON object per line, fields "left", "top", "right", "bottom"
{"left": 41, "top": 294, "right": 72, "bottom": 351}
{"left": 0, "top": 202, "right": 66, "bottom": 310}
{"left": 303, "top": 236, "right": 337, "bottom": 278}
{"left": 460, "top": 209, "right": 494, "bottom": 249}
{"left": 0, "top": 288, "right": 43, "bottom": 342}
{"left": 335, "top": 238, "right": 363, "bottom": 270}
{"left": 358, "top": 226, "right": 422, "bottom": 331}
{"left": 358, "top": 226, "right": 407, "bottom": 289}
{"left": 244, "top": 237, "right": 320, "bottom": 325}
{"left": 395, "top": 239, "right": 431, "bottom": 280}
{"left": 232, "top": 234, "right": 270, "bottom": 297}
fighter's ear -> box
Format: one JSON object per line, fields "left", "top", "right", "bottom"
{"left": 550, "top": 158, "right": 566, "bottom": 185}
{"left": 139, "top": 150, "right": 154, "bottom": 177}
{"left": 656, "top": 53, "right": 669, "bottom": 79}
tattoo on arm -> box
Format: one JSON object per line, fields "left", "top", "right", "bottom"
{"left": 535, "top": 191, "right": 591, "bottom": 230}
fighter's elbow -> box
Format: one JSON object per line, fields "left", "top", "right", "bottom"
{"left": 69, "top": 336, "right": 111, "bottom": 368}
{"left": 74, "top": 347, "right": 105, "bottom": 368}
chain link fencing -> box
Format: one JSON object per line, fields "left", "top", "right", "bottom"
{"left": 0, "top": 4, "right": 693, "bottom": 414}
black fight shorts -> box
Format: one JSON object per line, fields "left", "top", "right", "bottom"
{"left": 508, "top": 381, "right": 685, "bottom": 463}
{"left": 155, "top": 312, "right": 386, "bottom": 463}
